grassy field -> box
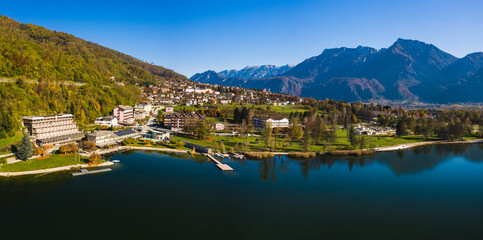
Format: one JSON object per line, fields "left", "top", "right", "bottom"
{"left": 0, "top": 132, "right": 22, "bottom": 152}
{"left": 172, "top": 131, "right": 442, "bottom": 153}
{"left": 0, "top": 154, "right": 86, "bottom": 173}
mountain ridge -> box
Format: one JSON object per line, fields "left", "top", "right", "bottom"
{"left": 190, "top": 38, "right": 483, "bottom": 103}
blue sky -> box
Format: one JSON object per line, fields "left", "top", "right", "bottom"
{"left": 1, "top": 0, "right": 483, "bottom": 77}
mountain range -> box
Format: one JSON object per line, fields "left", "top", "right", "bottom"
{"left": 190, "top": 39, "right": 483, "bottom": 103}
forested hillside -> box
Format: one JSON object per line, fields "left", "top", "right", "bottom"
{"left": 0, "top": 15, "right": 188, "bottom": 138}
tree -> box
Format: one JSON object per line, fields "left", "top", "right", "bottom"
{"left": 359, "top": 136, "right": 366, "bottom": 150}
{"left": 396, "top": 120, "right": 407, "bottom": 137}
{"left": 156, "top": 110, "right": 164, "bottom": 126}
{"left": 89, "top": 152, "right": 101, "bottom": 163}
{"left": 59, "top": 144, "right": 72, "bottom": 155}
{"left": 17, "top": 132, "right": 33, "bottom": 160}
{"left": 219, "top": 142, "right": 226, "bottom": 153}
{"left": 33, "top": 146, "right": 49, "bottom": 157}
{"left": 175, "top": 140, "right": 185, "bottom": 149}
{"left": 80, "top": 140, "right": 97, "bottom": 152}
{"left": 288, "top": 119, "right": 303, "bottom": 140}
{"left": 262, "top": 122, "right": 273, "bottom": 151}
{"left": 301, "top": 127, "right": 312, "bottom": 151}
{"left": 348, "top": 125, "right": 357, "bottom": 149}
{"left": 351, "top": 114, "right": 358, "bottom": 124}
{"left": 194, "top": 121, "right": 211, "bottom": 140}
{"left": 233, "top": 107, "right": 241, "bottom": 123}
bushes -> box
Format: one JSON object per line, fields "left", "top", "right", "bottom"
{"left": 328, "top": 149, "right": 375, "bottom": 156}
{"left": 244, "top": 152, "right": 275, "bottom": 159}
{"left": 288, "top": 152, "right": 316, "bottom": 159}
{"left": 122, "top": 138, "right": 135, "bottom": 145}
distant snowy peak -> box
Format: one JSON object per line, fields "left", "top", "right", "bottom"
{"left": 218, "top": 64, "right": 294, "bottom": 79}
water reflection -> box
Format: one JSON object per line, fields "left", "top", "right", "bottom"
{"left": 243, "top": 143, "right": 483, "bottom": 181}
{"left": 258, "top": 156, "right": 290, "bottom": 183}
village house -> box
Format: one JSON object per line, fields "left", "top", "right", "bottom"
{"left": 145, "top": 129, "right": 170, "bottom": 141}
{"left": 134, "top": 110, "right": 148, "bottom": 120}
{"left": 94, "top": 116, "right": 118, "bottom": 127}
{"left": 215, "top": 122, "right": 225, "bottom": 131}
{"left": 165, "top": 106, "right": 174, "bottom": 113}
{"left": 134, "top": 102, "right": 153, "bottom": 113}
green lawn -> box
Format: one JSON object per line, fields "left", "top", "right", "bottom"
{"left": 172, "top": 132, "right": 445, "bottom": 153}
{"left": 0, "top": 132, "right": 22, "bottom": 149}
{"left": 0, "top": 154, "right": 87, "bottom": 173}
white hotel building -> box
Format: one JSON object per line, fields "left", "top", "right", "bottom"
{"left": 252, "top": 116, "right": 290, "bottom": 129}
{"left": 22, "top": 114, "right": 84, "bottom": 146}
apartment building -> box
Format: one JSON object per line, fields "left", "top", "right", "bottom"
{"left": 113, "top": 105, "right": 134, "bottom": 124}
{"left": 253, "top": 116, "right": 290, "bottom": 129}
{"left": 22, "top": 114, "right": 84, "bottom": 146}
{"left": 163, "top": 112, "right": 205, "bottom": 129}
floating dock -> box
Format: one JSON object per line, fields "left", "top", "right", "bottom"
{"left": 72, "top": 168, "right": 112, "bottom": 176}
{"left": 205, "top": 154, "right": 233, "bottom": 171}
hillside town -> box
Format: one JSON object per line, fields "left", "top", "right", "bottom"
{"left": 2, "top": 77, "right": 482, "bottom": 176}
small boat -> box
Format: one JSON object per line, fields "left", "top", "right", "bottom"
{"left": 216, "top": 153, "right": 223, "bottom": 158}
{"left": 112, "top": 160, "right": 120, "bottom": 163}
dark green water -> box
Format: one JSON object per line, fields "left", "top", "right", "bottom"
{"left": 1, "top": 144, "right": 483, "bottom": 240}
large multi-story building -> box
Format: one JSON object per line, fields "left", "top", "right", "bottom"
{"left": 22, "top": 114, "right": 84, "bottom": 146}
{"left": 113, "top": 105, "right": 134, "bottom": 124}
{"left": 253, "top": 116, "right": 290, "bottom": 129}
{"left": 163, "top": 112, "right": 205, "bottom": 129}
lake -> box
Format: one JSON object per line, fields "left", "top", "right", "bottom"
{"left": 1, "top": 143, "right": 483, "bottom": 239}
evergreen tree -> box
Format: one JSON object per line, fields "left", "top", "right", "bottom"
{"left": 348, "top": 125, "right": 357, "bottom": 149}
{"left": 396, "top": 120, "right": 407, "bottom": 137}
{"left": 17, "top": 132, "right": 33, "bottom": 160}
{"left": 234, "top": 107, "right": 241, "bottom": 123}
{"left": 359, "top": 136, "right": 366, "bottom": 150}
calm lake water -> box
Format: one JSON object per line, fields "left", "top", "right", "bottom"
{"left": 1, "top": 143, "right": 483, "bottom": 239}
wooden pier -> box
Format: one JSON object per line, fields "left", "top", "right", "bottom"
{"left": 72, "top": 168, "right": 112, "bottom": 176}
{"left": 205, "top": 154, "right": 233, "bottom": 171}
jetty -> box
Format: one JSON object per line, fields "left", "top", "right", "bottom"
{"left": 72, "top": 168, "right": 112, "bottom": 176}
{"left": 204, "top": 154, "right": 233, "bottom": 171}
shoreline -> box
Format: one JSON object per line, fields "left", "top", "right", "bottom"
{"left": 374, "top": 139, "right": 483, "bottom": 152}
{"left": 2, "top": 140, "right": 481, "bottom": 177}
{"left": 0, "top": 161, "right": 114, "bottom": 177}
